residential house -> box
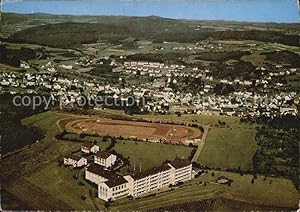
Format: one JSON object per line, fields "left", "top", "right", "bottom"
{"left": 94, "top": 151, "right": 117, "bottom": 168}
{"left": 81, "top": 143, "right": 100, "bottom": 154}
{"left": 64, "top": 154, "right": 87, "bottom": 167}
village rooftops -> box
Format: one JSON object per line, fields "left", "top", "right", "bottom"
{"left": 86, "top": 164, "right": 118, "bottom": 179}
{"left": 129, "top": 164, "right": 171, "bottom": 180}
{"left": 95, "top": 151, "right": 113, "bottom": 159}
{"left": 168, "top": 159, "right": 191, "bottom": 169}
{"left": 104, "top": 176, "right": 128, "bottom": 188}
{"left": 65, "top": 154, "right": 83, "bottom": 161}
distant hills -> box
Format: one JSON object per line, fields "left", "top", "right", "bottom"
{"left": 2, "top": 13, "right": 300, "bottom": 48}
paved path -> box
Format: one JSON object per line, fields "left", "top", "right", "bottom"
{"left": 191, "top": 126, "right": 209, "bottom": 162}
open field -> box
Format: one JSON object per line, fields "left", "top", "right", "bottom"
{"left": 136, "top": 113, "right": 258, "bottom": 171}
{"left": 198, "top": 170, "right": 299, "bottom": 209}
{"left": 198, "top": 127, "right": 257, "bottom": 171}
{"left": 25, "top": 162, "right": 100, "bottom": 210}
{"left": 114, "top": 140, "right": 193, "bottom": 171}
{"left": 59, "top": 132, "right": 194, "bottom": 171}
{"left": 64, "top": 118, "right": 202, "bottom": 144}
{"left": 7, "top": 178, "right": 71, "bottom": 210}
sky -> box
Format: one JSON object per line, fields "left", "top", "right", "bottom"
{"left": 1, "top": 0, "right": 300, "bottom": 23}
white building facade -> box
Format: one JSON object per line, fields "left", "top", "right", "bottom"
{"left": 88, "top": 159, "right": 192, "bottom": 201}
{"left": 85, "top": 164, "right": 115, "bottom": 185}
{"left": 98, "top": 176, "right": 129, "bottom": 201}
{"left": 63, "top": 154, "right": 87, "bottom": 167}
{"left": 94, "top": 151, "right": 117, "bottom": 168}
{"left": 81, "top": 143, "right": 100, "bottom": 154}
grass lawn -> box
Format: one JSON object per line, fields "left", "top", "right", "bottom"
{"left": 198, "top": 170, "right": 299, "bottom": 208}
{"left": 198, "top": 126, "right": 257, "bottom": 171}
{"left": 22, "top": 111, "right": 70, "bottom": 139}
{"left": 63, "top": 133, "right": 111, "bottom": 150}
{"left": 114, "top": 140, "right": 193, "bottom": 171}
{"left": 110, "top": 182, "right": 225, "bottom": 211}
{"left": 26, "top": 162, "right": 102, "bottom": 210}
{"left": 136, "top": 113, "right": 258, "bottom": 171}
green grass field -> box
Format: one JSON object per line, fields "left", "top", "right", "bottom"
{"left": 198, "top": 170, "right": 299, "bottom": 208}
{"left": 136, "top": 113, "right": 258, "bottom": 171}
{"left": 114, "top": 140, "right": 193, "bottom": 171}
{"left": 26, "top": 162, "right": 99, "bottom": 210}
{"left": 198, "top": 127, "right": 257, "bottom": 171}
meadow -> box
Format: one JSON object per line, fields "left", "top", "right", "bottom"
{"left": 198, "top": 127, "right": 257, "bottom": 171}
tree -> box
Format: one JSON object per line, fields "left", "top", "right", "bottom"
{"left": 105, "top": 198, "right": 112, "bottom": 208}
{"left": 104, "top": 201, "right": 110, "bottom": 208}
{"left": 81, "top": 195, "right": 87, "bottom": 201}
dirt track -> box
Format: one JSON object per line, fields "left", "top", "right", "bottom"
{"left": 63, "top": 118, "right": 202, "bottom": 144}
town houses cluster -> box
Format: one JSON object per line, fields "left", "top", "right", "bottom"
{"left": 0, "top": 57, "right": 298, "bottom": 117}
{"left": 63, "top": 142, "right": 193, "bottom": 201}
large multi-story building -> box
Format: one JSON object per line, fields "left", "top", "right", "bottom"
{"left": 168, "top": 159, "right": 193, "bottom": 184}
{"left": 125, "top": 164, "right": 172, "bottom": 197}
{"left": 85, "top": 163, "right": 129, "bottom": 201}
{"left": 86, "top": 159, "right": 192, "bottom": 201}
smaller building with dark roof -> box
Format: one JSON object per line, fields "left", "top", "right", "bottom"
{"left": 94, "top": 151, "right": 117, "bottom": 168}
{"left": 63, "top": 154, "right": 87, "bottom": 168}
{"left": 81, "top": 142, "right": 99, "bottom": 154}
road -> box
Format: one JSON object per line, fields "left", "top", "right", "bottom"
{"left": 191, "top": 126, "right": 209, "bottom": 162}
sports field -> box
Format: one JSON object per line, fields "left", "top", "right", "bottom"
{"left": 63, "top": 118, "right": 202, "bottom": 144}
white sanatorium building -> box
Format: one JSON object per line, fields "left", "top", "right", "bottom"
{"left": 85, "top": 159, "right": 192, "bottom": 201}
